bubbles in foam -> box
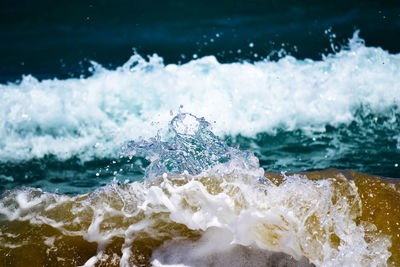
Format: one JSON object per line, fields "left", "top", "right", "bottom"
{"left": 0, "top": 171, "right": 393, "bottom": 266}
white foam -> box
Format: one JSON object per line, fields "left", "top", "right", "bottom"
{"left": 0, "top": 166, "right": 391, "bottom": 266}
{"left": 1, "top": 31, "right": 399, "bottom": 162}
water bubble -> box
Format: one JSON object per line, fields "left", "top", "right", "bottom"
{"left": 171, "top": 113, "right": 200, "bottom": 135}
{"left": 122, "top": 113, "right": 259, "bottom": 180}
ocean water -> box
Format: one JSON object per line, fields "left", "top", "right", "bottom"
{"left": 1, "top": 32, "right": 400, "bottom": 194}
{"left": 1, "top": 1, "right": 400, "bottom": 266}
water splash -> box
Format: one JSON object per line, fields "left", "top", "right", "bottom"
{"left": 122, "top": 113, "right": 259, "bottom": 180}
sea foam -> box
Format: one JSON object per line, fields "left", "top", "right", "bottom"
{"left": 1, "top": 31, "right": 399, "bottom": 162}
{"left": 0, "top": 167, "right": 393, "bottom": 266}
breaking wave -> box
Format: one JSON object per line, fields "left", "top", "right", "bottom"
{"left": 1, "top": 31, "right": 399, "bottom": 162}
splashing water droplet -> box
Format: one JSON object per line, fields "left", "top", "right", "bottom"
{"left": 122, "top": 113, "right": 259, "bottom": 180}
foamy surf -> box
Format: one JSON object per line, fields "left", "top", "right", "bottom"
{"left": 0, "top": 113, "right": 399, "bottom": 266}
{"left": 1, "top": 31, "right": 399, "bottom": 162}
{"left": 0, "top": 166, "right": 398, "bottom": 266}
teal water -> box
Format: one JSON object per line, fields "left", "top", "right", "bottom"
{"left": 232, "top": 106, "right": 400, "bottom": 176}
{"left": 1, "top": 106, "right": 399, "bottom": 194}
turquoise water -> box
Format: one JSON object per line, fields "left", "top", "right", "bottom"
{"left": 1, "top": 105, "right": 399, "bottom": 194}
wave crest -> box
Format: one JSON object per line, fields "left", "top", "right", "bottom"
{"left": 1, "top": 32, "right": 399, "bottom": 162}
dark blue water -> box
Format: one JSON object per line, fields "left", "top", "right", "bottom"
{"left": 1, "top": 0, "right": 399, "bottom": 82}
